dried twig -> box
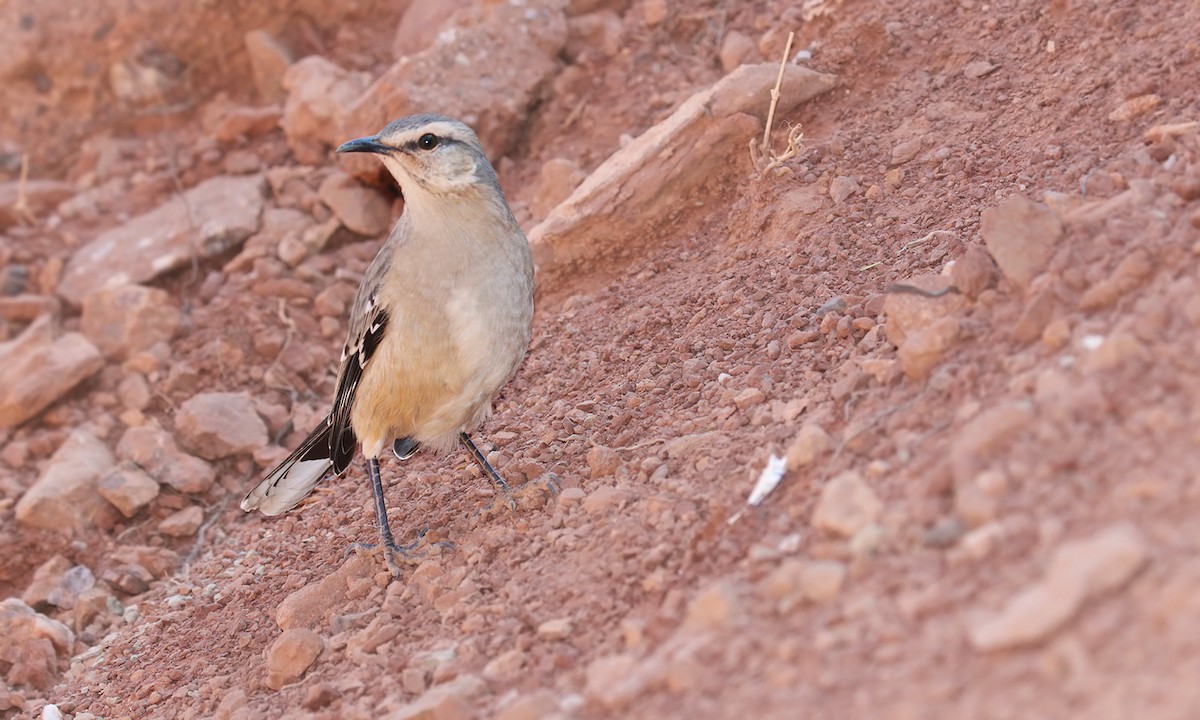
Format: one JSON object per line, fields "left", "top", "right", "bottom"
{"left": 749, "top": 32, "right": 804, "bottom": 176}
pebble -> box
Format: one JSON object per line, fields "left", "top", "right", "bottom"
{"left": 969, "top": 523, "right": 1148, "bottom": 651}
{"left": 21, "top": 555, "right": 72, "bottom": 610}
{"left": 733, "top": 387, "right": 766, "bottom": 410}
{"left": 642, "top": 0, "right": 668, "bottom": 26}
{"left": 386, "top": 674, "right": 485, "bottom": 720}
{"left": 585, "top": 653, "right": 644, "bottom": 710}
{"left": 536, "top": 617, "right": 574, "bottom": 640}
{"left": 175, "top": 391, "right": 269, "bottom": 460}
{"left": 829, "top": 176, "right": 860, "bottom": 204}
{"left": 318, "top": 171, "right": 392, "bottom": 237}
{"left": 949, "top": 401, "right": 1033, "bottom": 485}
{"left": 812, "top": 471, "right": 883, "bottom": 538}
{"left": 496, "top": 691, "right": 558, "bottom": 720}
{"left": 158, "top": 505, "right": 204, "bottom": 537}
{"left": 0, "top": 318, "right": 103, "bottom": 429}
{"left": 950, "top": 243, "right": 997, "bottom": 298}
{"left": 482, "top": 649, "right": 526, "bottom": 683}
{"left": 683, "top": 579, "right": 741, "bottom": 631}
{"left": 586, "top": 444, "right": 621, "bottom": 479}
{"left": 265, "top": 628, "right": 324, "bottom": 690}
{"left": 96, "top": 461, "right": 161, "bottom": 518}
{"left": 897, "top": 316, "right": 961, "bottom": 380}
{"left": 581, "top": 485, "right": 629, "bottom": 515}
{"left": 785, "top": 421, "right": 830, "bottom": 470}
{"left": 979, "top": 195, "right": 1063, "bottom": 292}
{"left": 116, "top": 425, "right": 215, "bottom": 494}
{"left": 276, "top": 553, "right": 374, "bottom": 631}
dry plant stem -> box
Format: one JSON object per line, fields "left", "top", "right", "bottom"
{"left": 761, "top": 31, "right": 796, "bottom": 149}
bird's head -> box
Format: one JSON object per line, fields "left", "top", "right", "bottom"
{"left": 337, "top": 114, "right": 500, "bottom": 200}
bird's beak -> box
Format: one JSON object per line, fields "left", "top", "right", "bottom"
{"left": 336, "top": 136, "right": 391, "bottom": 155}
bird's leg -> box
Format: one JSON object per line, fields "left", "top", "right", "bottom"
{"left": 460, "top": 432, "right": 516, "bottom": 511}
{"left": 365, "top": 456, "right": 422, "bottom": 576}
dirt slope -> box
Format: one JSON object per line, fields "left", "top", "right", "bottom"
{"left": 2, "top": 0, "right": 1200, "bottom": 718}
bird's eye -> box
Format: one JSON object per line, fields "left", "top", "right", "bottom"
{"left": 417, "top": 133, "right": 439, "bottom": 150}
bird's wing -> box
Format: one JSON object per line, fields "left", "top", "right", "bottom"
{"left": 328, "top": 286, "right": 390, "bottom": 473}
{"left": 240, "top": 418, "right": 336, "bottom": 514}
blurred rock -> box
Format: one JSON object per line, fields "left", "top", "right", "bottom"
{"left": 21, "top": 555, "right": 71, "bottom": 610}
{"left": 0, "top": 294, "right": 60, "bottom": 323}
{"left": 117, "top": 424, "right": 215, "bottom": 494}
{"left": 81, "top": 284, "right": 180, "bottom": 360}
{"left": 969, "top": 523, "right": 1148, "bottom": 651}
{"left": 385, "top": 674, "right": 486, "bottom": 720}
{"left": 0, "top": 180, "right": 74, "bottom": 229}
{"left": 276, "top": 553, "right": 374, "bottom": 631}
{"left": 281, "top": 57, "right": 370, "bottom": 166}
{"left": 392, "top": 0, "right": 470, "bottom": 58}
{"left": 812, "top": 471, "right": 882, "bottom": 538}
{"left": 683, "top": 579, "right": 741, "bottom": 631}
{"left": 882, "top": 274, "right": 968, "bottom": 346}
{"left": 59, "top": 174, "right": 266, "bottom": 305}
{"left": 586, "top": 444, "right": 620, "bottom": 479}
{"left": 110, "top": 545, "right": 180, "bottom": 579}
{"left": 760, "top": 559, "right": 846, "bottom": 608}
{"left": 496, "top": 691, "right": 558, "bottom": 720}
{"left": 158, "top": 505, "right": 204, "bottom": 537}
{"left": 0, "top": 317, "right": 103, "bottom": 429}
{"left": 0, "top": 598, "right": 74, "bottom": 690}
{"left": 785, "top": 421, "right": 830, "bottom": 470}
{"left": 980, "top": 195, "right": 1062, "bottom": 293}
{"left": 950, "top": 243, "right": 996, "bottom": 298}
{"left": 97, "top": 461, "right": 160, "bottom": 517}
{"left": 244, "top": 30, "right": 294, "bottom": 104}
{"left": 719, "top": 30, "right": 759, "bottom": 72}
{"left": 530, "top": 63, "right": 836, "bottom": 290}
{"left": 535, "top": 617, "right": 573, "bottom": 641}
{"left": 527, "top": 158, "right": 586, "bottom": 220}
{"left": 342, "top": 2, "right": 567, "bottom": 177}
{"left": 565, "top": 11, "right": 623, "bottom": 63}
{"left": 642, "top": 0, "right": 668, "bottom": 26}
{"left": 318, "top": 171, "right": 392, "bottom": 236}
{"left": 206, "top": 103, "right": 283, "bottom": 144}
{"left": 897, "top": 315, "right": 961, "bottom": 380}
{"left": 266, "top": 628, "right": 324, "bottom": 690}
{"left": 15, "top": 431, "right": 115, "bottom": 534}
{"left": 175, "top": 391, "right": 268, "bottom": 460}
{"left": 949, "top": 401, "right": 1033, "bottom": 485}
{"left": 585, "top": 653, "right": 645, "bottom": 710}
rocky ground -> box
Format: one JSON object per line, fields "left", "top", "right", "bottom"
{"left": 1, "top": 0, "right": 1199, "bottom": 718}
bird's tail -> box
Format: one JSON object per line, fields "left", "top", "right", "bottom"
{"left": 241, "top": 417, "right": 342, "bottom": 515}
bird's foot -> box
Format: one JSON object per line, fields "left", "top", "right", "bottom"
{"left": 345, "top": 528, "right": 452, "bottom": 577}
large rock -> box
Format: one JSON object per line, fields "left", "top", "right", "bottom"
{"left": 58, "top": 174, "right": 266, "bottom": 305}
{"left": 81, "top": 284, "right": 181, "bottom": 360}
{"left": 0, "top": 316, "right": 103, "bottom": 429}
{"left": 529, "top": 63, "right": 836, "bottom": 291}
{"left": 15, "top": 431, "right": 115, "bottom": 535}
{"left": 341, "top": 1, "right": 567, "bottom": 176}
{"left": 175, "top": 391, "right": 268, "bottom": 460}
{"left": 392, "top": 0, "right": 470, "bottom": 58}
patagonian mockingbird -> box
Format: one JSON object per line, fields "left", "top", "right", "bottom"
{"left": 241, "top": 114, "right": 535, "bottom": 576}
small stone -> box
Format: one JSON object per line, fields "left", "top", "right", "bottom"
{"left": 813, "top": 471, "right": 883, "bottom": 538}
{"left": 528, "top": 158, "right": 586, "bottom": 219}
{"left": 829, "top": 176, "right": 860, "bottom": 204}
{"left": 117, "top": 425, "right": 216, "bottom": 494}
{"left": 301, "top": 682, "right": 337, "bottom": 711}
{"left": 719, "top": 30, "right": 758, "bottom": 72}
{"left": 565, "top": 11, "right": 623, "bottom": 63}
{"left": 15, "top": 431, "right": 115, "bottom": 535}
{"left": 158, "top": 505, "right": 204, "bottom": 537}
{"left": 950, "top": 244, "right": 996, "bottom": 298}
{"left": 276, "top": 553, "right": 374, "bottom": 630}
{"left": 536, "top": 617, "right": 573, "bottom": 640}
{"left": 281, "top": 57, "right": 369, "bottom": 165}
{"left": 401, "top": 667, "right": 428, "bottom": 695}
{"left": 785, "top": 422, "right": 830, "bottom": 470}
{"left": 969, "top": 523, "right": 1148, "bottom": 651}
{"left": 733, "top": 387, "right": 766, "bottom": 410}
{"left": 318, "top": 171, "right": 393, "bottom": 237}
{"left": 581, "top": 486, "right": 628, "bottom": 514}
{"left": 385, "top": 674, "right": 485, "bottom": 720}
{"left": 175, "top": 392, "right": 268, "bottom": 460}
{"left": 586, "top": 445, "right": 621, "bottom": 479}
{"left": 890, "top": 138, "right": 923, "bottom": 165}
{"left": 391, "top": 0, "right": 471, "bottom": 58}
{"left": 585, "top": 653, "right": 644, "bottom": 710}
{"left": 482, "top": 649, "right": 526, "bottom": 683}
{"left": 557, "top": 487, "right": 586, "bottom": 506}
{"left": 963, "top": 60, "right": 998, "bottom": 78}
{"left": 642, "top": 0, "right": 668, "bottom": 26}
{"left": 0, "top": 294, "right": 60, "bottom": 322}
{"left": 266, "top": 628, "right": 324, "bottom": 690}
{"left": 496, "top": 691, "right": 558, "bottom": 720}
{"left": 116, "top": 373, "right": 152, "bottom": 411}
{"left": 1108, "top": 94, "right": 1160, "bottom": 123}
{"left": 949, "top": 401, "right": 1034, "bottom": 484}
{"left": 0, "top": 317, "right": 103, "bottom": 429}
{"left": 21, "top": 555, "right": 72, "bottom": 610}
{"left": 897, "top": 316, "right": 961, "bottom": 380}
{"left": 683, "top": 579, "right": 740, "bottom": 631}
{"left": 244, "top": 30, "right": 294, "bottom": 104}
{"left": 883, "top": 274, "right": 968, "bottom": 346}
{"left": 798, "top": 560, "right": 846, "bottom": 602}
{"left": 0, "top": 598, "right": 74, "bottom": 690}
{"left": 1011, "top": 283, "right": 1057, "bottom": 344}
{"left": 97, "top": 461, "right": 161, "bottom": 518}
{"left": 980, "top": 195, "right": 1063, "bottom": 293}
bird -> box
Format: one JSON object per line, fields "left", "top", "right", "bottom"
{"left": 240, "top": 114, "right": 535, "bottom": 576}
